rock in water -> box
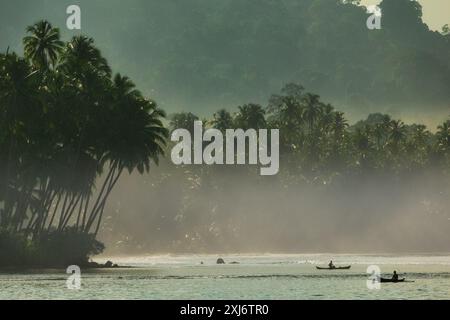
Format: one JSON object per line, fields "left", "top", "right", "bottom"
{"left": 104, "top": 260, "right": 114, "bottom": 268}
{"left": 216, "top": 258, "right": 225, "bottom": 264}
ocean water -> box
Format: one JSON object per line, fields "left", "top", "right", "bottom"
{"left": 1, "top": 254, "right": 450, "bottom": 300}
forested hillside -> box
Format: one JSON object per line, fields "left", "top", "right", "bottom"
{"left": 1, "top": 0, "right": 449, "bottom": 121}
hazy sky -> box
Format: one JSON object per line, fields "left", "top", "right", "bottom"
{"left": 361, "top": 0, "right": 449, "bottom": 31}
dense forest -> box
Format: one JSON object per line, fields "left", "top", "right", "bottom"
{"left": 169, "top": 84, "right": 449, "bottom": 179}
{"left": 1, "top": 0, "right": 449, "bottom": 119}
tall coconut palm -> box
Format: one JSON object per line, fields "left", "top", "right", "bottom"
{"left": 23, "top": 20, "right": 63, "bottom": 70}
{"left": 83, "top": 75, "right": 168, "bottom": 236}
{"left": 0, "top": 53, "right": 41, "bottom": 231}
{"left": 60, "top": 35, "right": 111, "bottom": 80}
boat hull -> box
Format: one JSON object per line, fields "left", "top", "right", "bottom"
{"left": 316, "top": 266, "right": 351, "bottom": 270}
{"left": 380, "top": 278, "right": 405, "bottom": 283}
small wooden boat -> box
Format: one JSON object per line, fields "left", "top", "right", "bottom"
{"left": 316, "top": 266, "right": 351, "bottom": 270}
{"left": 380, "top": 278, "right": 405, "bottom": 283}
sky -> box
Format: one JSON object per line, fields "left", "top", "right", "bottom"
{"left": 361, "top": 0, "right": 450, "bottom": 31}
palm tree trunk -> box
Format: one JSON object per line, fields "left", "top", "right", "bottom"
{"left": 93, "top": 165, "right": 123, "bottom": 237}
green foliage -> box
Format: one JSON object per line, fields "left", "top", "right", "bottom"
{"left": 0, "top": 20, "right": 168, "bottom": 266}
{"left": 170, "top": 83, "right": 450, "bottom": 179}
{"left": 23, "top": 20, "right": 63, "bottom": 70}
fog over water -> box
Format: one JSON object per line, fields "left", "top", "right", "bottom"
{"left": 97, "top": 161, "right": 450, "bottom": 255}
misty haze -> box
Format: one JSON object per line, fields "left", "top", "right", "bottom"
{"left": 0, "top": 0, "right": 449, "bottom": 301}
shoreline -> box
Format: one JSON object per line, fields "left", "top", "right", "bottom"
{"left": 0, "top": 261, "right": 133, "bottom": 271}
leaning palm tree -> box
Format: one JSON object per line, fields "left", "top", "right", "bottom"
{"left": 83, "top": 75, "right": 168, "bottom": 236}
{"left": 23, "top": 20, "right": 63, "bottom": 70}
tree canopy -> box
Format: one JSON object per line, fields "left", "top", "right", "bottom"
{"left": 0, "top": 20, "right": 168, "bottom": 267}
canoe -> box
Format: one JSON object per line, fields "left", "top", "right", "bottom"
{"left": 380, "top": 278, "right": 405, "bottom": 283}
{"left": 316, "top": 266, "right": 351, "bottom": 270}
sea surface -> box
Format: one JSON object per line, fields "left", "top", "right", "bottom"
{"left": 1, "top": 254, "right": 450, "bottom": 300}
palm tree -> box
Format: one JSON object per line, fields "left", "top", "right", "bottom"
{"left": 23, "top": 20, "right": 63, "bottom": 69}
{"left": 170, "top": 112, "right": 199, "bottom": 135}
{"left": 389, "top": 120, "right": 407, "bottom": 145}
{"left": 411, "top": 124, "right": 430, "bottom": 145}
{"left": 211, "top": 109, "right": 234, "bottom": 132}
{"left": 267, "top": 84, "right": 304, "bottom": 152}
{"left": 235, "top": 104, "right": 266, "bottom": 130}
{"left": 2, "top": 21, "right": 170, "bottom": 267}
{"left": 0, "top": 52, "right": 42, "bottom": 232}
{"left": 86, "top": 95, "right": 168, "bottom": 236}
{"left": 60, "top": 35, "right": 112, "bottom": 80}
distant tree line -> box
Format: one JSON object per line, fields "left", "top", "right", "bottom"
{"left": 169, "top": 83, "right": 449, "bottom": 183}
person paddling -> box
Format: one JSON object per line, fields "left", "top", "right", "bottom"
{"left": 392, "top": 270, "right": 399, "bottom": 281}
{"left": 328, "top": 260, "right": 336, "bottom": 269}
